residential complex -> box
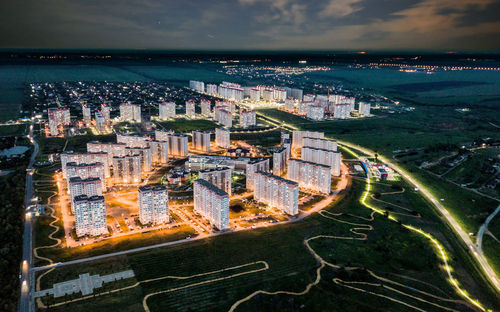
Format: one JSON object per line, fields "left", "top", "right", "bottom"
{"left": 193, "top": 179, "right": 230, "bottom": 230}
{"left": 69, "top": 177, "right": 103, "bottom": 213}
{"left": 292, "top": 131, "right": 324, "bottom": 149}
{"left": 358, "top": 102, "right": 371, "bottom": 117}
{"left": 126, "top": 147, "right": 152, "bottom": 172}
{"left": 239, "top": 109, "right": 256, "bottom": 127}
{"left": 116, "top": 133, "right": 148, "bottom": 148}
{"left": 61, "top": 152, "right": 110, "bottom": 178}
{"left": 192, "top": 130, "right": 211, "bottom": 152}
{"left": 254, "top": 171, "right": 299, "bottom": 215}
{"left": 246, "top": 158, "right": 270, "bottom": 191}
{"left": 306, "top": 105, "right": 324, "bottom": 121}
{"left": 119, "top": 103, "right": 141, "bottom": 123}
{"left": 138, "top": 185, "right": 170, "bottom": 225}
{"left": 273, "top": 147, "right": 287, "bottom": 176}
{"left": 100, "top": 103, "right": 111, "bottom": 121}
{"left": 74, "top": 195, "right": 107, "bottom": 237}
{"left": 87, "top": 141, "right": 127, "bottom": 164}
{"left": 155, "top": 131, "right": 189, "bottom": 157}
{"left": 47, "top": 107, "right": 71, "bottom": 136}
{"left": 189, "top": 80, "right": 205, "bottom": 93}
{"left": 185, "top": 100, "right": 196, "bottom": 118}
{"left": 287, "top": 159, "right": 331, "bottom": 194}
{"left": 215, "top": 128, "right": 230, "bottom": 149}
{"left": 147, "top": 140, "right": 169, "bottom": 165}
{"left": 301, "top": 146, "right": 341, "bottom": 176}
{"left": 303, "top": 137, "right": 337, "bottom": 152}
{"left": 214, "top": 107, "right": 232, "bottom": 128}
{"left": 201, "top": 99, "right": 212, "bottom": 117}
{"left": 82, "top": 104, "right": 91, "bottom": 126}
{"left": 159, "top": 102, "right": 176, "bottom": 120}
{"left": 66, "top": 162, "right": 106, "bottom": 192}
{"left": 112, "top": 154, "right": 142, "bottom": 184}
{"left": 198, "top": 167, "right": 232, "bottom": 196}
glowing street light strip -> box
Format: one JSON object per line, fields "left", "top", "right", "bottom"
{"left": 339, "top": 142, "right": 488, "bottom": 311}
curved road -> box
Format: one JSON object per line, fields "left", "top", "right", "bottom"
{"left": 337, "top": 140, "right": 500, "bottom": 294}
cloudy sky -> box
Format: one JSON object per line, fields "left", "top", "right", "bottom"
{"left": 1, "top": 0, "right": 499, "bottom": 50}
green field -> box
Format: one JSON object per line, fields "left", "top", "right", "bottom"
{"left": 36, "top": 179, "right": 498, "bottom": 311}
{"left": 156, "top": 118, "right": 217, "bottom": 133}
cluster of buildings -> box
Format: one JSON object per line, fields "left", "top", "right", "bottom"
{"left": 47, "top": 107, "right": 71, "bottom": 136}
{"left": 45, "top": 79, "right": 351, "bottom": 240}
{"left": 159, "top": 102, "right": 176, "bottom": 120}
{"left": 189, "top": 80, "right": 303, "bottom": 103}
{"left": 285, "top": 94, "right": 371, "bottom": 121}
{"left": 119, "top": 103, "right": 142, "bottom": 123}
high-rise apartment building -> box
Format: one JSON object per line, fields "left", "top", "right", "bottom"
{"left": 198, "top": 167, "right": 232, "bottom": 196}
{"left": 61, "top": 152, "right": 110, "bottom": 178}
{"left": 47, "top": 107, "right": 71, "bottom": 136}
{"left": 68, "top": 177, "right": 103, "bottom": 213}
{"left": 119, "top": 103, "right": 141, "bottom": 122}
{"left": 95, "top": 111, "right": 106, "bottom": 133}
{"left": 112, "top": 154, "right": 142, "bottom": 184}
{"left": 159, "top": 102, "right": 176, "bottom": 120}
{"left": 155, "top": 131, "right": 188, "bottom": 157}
{"left": 138, "top": 185, "right": 170, "bottom": 225}
{"left": 303, "top": 137, "right": 337, "bottom": 152}
{"left": 200, "top": 100, "right": 212, "bottom": 117}
{"left": 66, "top": 162, "right": 106, "bottom": 192}
{"left": 254, "top": 171, "right": 299, "bottom": 215}
{"left": 87, "top": 141, "right": 127, "bottom": 164}
{"left": 206, "top": 84, "right": 218, "bottom": 96}
{"left": 185, "top": 100, "right": 196, "bottom": 118}
{"left": 116, "top": 133, "right": 148, "bottom": 148}
{"left": 333, "top": 103, "right": 350, "bottom": 119}
{"left": 215, "top": 128, "right": 230, "bottom": 149}
{"left": 189, "top": 80, "right": 205, "bottom": 92}
{"left": 214, "top": 107, "right": 232, "bottom": 128}
{"left": 273, "top": 147, "right": 287, "bottom": 176}
{"left": 192, "top": 130, "right": 211, "bottom": 152}
{"left": 218, "top": 83, "right": 244, "bottom": 101}
{"left": 126, "top": 147, "right": 152, "bottom": 172}
{"left": 82, "top": 104, "right": 91, "bottom": 126}
{"left": 193, "top": 179, "right": 229, "bottom": 230}
{"left": 239, "top": 109, "right": 256, "bottom": 127}
{"left": 287, "top": 159, "right": 331, "bottom": 194}
{"left": 301, "top": 146, "right": 341, "bottom": 176}
{"left": 246, "top": 158, "right": 270, "bottom": 191}
{"left": 147, "top": 140, "right": 169, "bottom": 165}
{"left": 74, "top": 195, "right": 107, "bottom": 237}
{"left": 358, "top": 102, "right": 371, "bottom": 117}
{"left": 100, "top": 103, "right": 111, "bottom": 121}
{"left": 292, "top": 131, "right": 324, "bottom": 150}
{"left": 306, "top": 105, "right": 324, "bottom": 121}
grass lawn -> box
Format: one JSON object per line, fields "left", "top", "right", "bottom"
{"left": 156, "top": 118, "right": 217, "bottom": 133}
{"left": 482, "top": 235, "right": 500, "bottom": 279}
{"left": 37, "top": 179, "right": 497, "bottom": 312}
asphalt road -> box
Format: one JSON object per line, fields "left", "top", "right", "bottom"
{"left": 337, "top": 139, "right": 500, "bottom": 294}
{"left": 476, "top": 204, "right": 500, "bottom": 253}
{"left": 18, "top": 123, "right": 38, "bottom": 312}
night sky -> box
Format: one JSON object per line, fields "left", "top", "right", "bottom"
{"left": 2, "top": 0, "right": 500, "bottom": 50}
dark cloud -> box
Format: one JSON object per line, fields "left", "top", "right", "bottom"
{"left": 0, "top": 0, "right": 499, "bottom": 50}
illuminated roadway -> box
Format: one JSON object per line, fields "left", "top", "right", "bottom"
{"left": 258, "top": 111, "right": 500, "bottom": 293}
{"left": 336, "top": 139, "right": 500, "bottom": 294}
{"left": 18, "top": 122, "right": 38, "bottom": 312}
